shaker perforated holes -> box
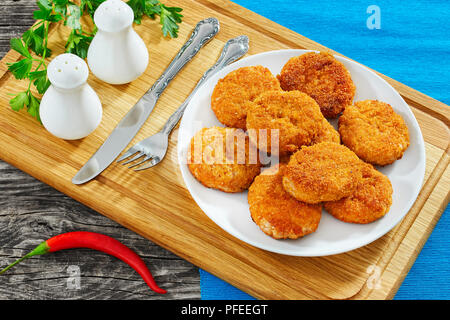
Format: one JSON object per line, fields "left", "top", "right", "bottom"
{"left": 47, "top": 53, "right": 89, "bottom": 90}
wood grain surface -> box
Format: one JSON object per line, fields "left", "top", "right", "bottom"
{"left": 0, "top": 0, "right": 448, "bottom": 301}
{"left": 0, "top": 0, "right": 200, "bottom": 300}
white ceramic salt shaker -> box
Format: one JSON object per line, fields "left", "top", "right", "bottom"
{"left": 87, "top": 0, "right": 149, "bottom": 85}
{"left": 39, "top": 53, "right": 102, "bottom": 140}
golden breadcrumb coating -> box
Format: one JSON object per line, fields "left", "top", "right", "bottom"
{"left": 248, "top": 164, "right": 322, "bottom": 239}
{"left": 324, "top": 164, "right": 393, "bottom": 224}
{"left": 312, "top": 119, "right": 341, "bottom": 144}
{"left": 187, "top": 127, "right": 261, "bottom": 193}
{"left": 246, "top": 90, "right": 339, "bottom": 156}
{"left": 211, "top": 66, "right": 281, "bottom": 129}
{"left": 339, "top": 100, "right": 410, "bottom": 166}
{"left": 282, "top": 142, "right": 365, "bottom": 204}
{"left": 277, "top": 52, "right": 355, "bottom": 118}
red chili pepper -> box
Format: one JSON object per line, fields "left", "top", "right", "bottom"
{"left": 0, "top": 231, "right": 166, "bottom": 294}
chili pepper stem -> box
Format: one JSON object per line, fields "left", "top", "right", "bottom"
{"left": 0, "top": 241, "right": 50, "bottom": 275}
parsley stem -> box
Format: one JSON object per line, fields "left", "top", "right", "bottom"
{"left": 27, "top": 79, "right": 32, "bottom": 93}
{"left": 42, "top": 21, "right": 50, "bottom": 59}
{"left": 33, "top": 20, "right": 44, "bottom": 28}
{"left": 82, "top": 30, "right": 95, "bottom": 36}
{"left": 34, "top": 59, "right": 46, "bottom": 72}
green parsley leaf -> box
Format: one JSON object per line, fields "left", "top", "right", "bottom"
{"left": 127, "top": 0, "right": 145, "bottom": 24}
{"left": 29, "top": 70, "right": 51, "bottom": 94}
{"left": 28, "top": 94, "right": 42, "bottom": 123}
{"left": 66, "top": 4, "right": 82, "bottom": 30}
{"left": 10, "top": 38, "right": 32, "bottom": 58}
{"left": 34, "top": 0, "right": 63, "bottom": 22}
{"left": 127, "top": 0, "right": 182, "bottom": 37}
{"left": 38, "top": 0, "right": 53, "bottom": 10}
{"left": 7, "top": 58, "right": 33, "bottom": 80}
{"left": 22, "top": 29, "right": 45, "bottom": 56}
{"left": 53, "top": 0, "right": 69, "bottom": 16}
{"left": 9, "top": 92, "right": 30, "bottom": 111}
{"left": 81, "top": 0, "right": 105, "bottom": 17}
{"left": 33, "top": 2, "right": 52, "bottom": 20}
{"left": 65, "top": 31, "right": 92, "bottom": 59}
{"left": 160, "top": 4, "right": 182, "bottom": 38}
{"left": 28, "top": 69, "right": 46, "bottom": 80}
{"left": 32, "top": 24, "right": 52, "bottom": 57}
{"left": 144, "top": 0, "right": 160, "bottom": 18}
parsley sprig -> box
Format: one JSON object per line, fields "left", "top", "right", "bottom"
{"left": 127, "top": 0, "right": 183, "bottom": 38}
{"left": 7, "top": 0, "right": 183, "bottom": 122}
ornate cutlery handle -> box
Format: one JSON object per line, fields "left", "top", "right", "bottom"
{"left": 149, "top": 18, "right": 220, "bottom": 100}
{"left": 162, "top": 35, "right": 249, "bottom": 135}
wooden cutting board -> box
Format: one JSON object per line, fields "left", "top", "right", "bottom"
{"left": 0, "top": 0, "right": 449, "bottom": 300}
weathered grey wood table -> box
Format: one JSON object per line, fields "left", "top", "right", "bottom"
{"left": 0, "top": 0, "right": 200, "bottom": 300}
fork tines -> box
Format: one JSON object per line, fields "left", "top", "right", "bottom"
{"left": 116, "top": 150, "right": 156, "bottom": 170}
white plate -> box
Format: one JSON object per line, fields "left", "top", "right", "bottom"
{"left": 177, "top": 49, "right": 426, "bottom": 256}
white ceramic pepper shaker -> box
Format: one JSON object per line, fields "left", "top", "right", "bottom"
{"left": 39, "top": 53, "right": 102, "bottom": 140}
{"left": 87, "top": 0, "right": 149, "bottom": 84}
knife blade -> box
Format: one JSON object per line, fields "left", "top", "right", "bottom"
{"left": 72, "top": 18, "right": 220, "bottom": 185}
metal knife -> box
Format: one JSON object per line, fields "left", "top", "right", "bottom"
{"left": 72, "top": 18, "right": 220, "bottom": 185}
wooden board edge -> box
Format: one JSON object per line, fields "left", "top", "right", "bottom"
{"left": 0, "top": 50, "right": 20, "bottom": 85}
{"left": 384, "top": 154, "right": 450, "bottom": 299}
{"left": 352, "top": 150, "right": 450, "bottom": 299}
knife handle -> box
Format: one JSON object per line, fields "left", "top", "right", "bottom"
{"left": 149, "top": 17, "right": 220, "bottom": 100}
{"left": 161, "top": 35, "right": 249, "bottom": 135}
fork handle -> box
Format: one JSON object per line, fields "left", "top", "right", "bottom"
{"left": 148, "top": 18, "right": 220, "bottom": 100}
{"left": 161, "top": 35, "right": 250, "bottom": 135}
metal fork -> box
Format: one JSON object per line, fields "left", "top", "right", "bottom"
{"left": 116, "top": 35, "right": 249, "bottom": 171}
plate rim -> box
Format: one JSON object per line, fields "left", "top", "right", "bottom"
{"left": 177, "top": 49, "right": 426, "bottom": 257}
